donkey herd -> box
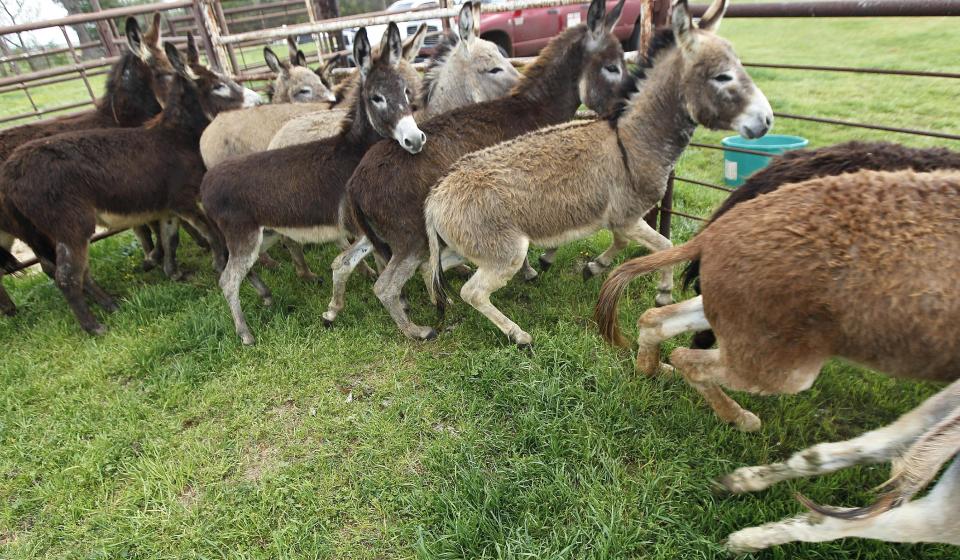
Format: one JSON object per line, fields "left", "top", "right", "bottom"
{"left": 0, "top": 0, "right": 958, "bottom": 552}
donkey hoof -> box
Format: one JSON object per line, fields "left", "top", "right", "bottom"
{"left": 322, "top": 317, "right": 334, "bottom": 329}
{"left": 298, "top": 272, "right": 322, "bottom": 284}
{"left": 516, "top": 342, "right": 533, "bottom": 352}
{"left": 655, "top": 291, "right": 673, "bottom": 307}
{"left": 240, "top": 332, "right": 256, "bottom": 346}
{"left": 422, "top": 328, "right": 438, "bottom": 341}
{"left": 86, "top": 324, "right": 108, "bottom": 336}
{"left": 257, "top": 254, "right": 280, "bottom": 270}
{"left": 141, "top": 259, "right": 159, "bottom": 272}
{"left": 263, "top": 297, "right": 274, "bottom": 307}
{"left": 735, "top": 411, "right": 762, "bottom": 432}
{"left": 2, "top": 306, "right": 17, "bottom": 317}
{"left": 522, "top": 268, "right": 539, "bottom": 282}
{"left": 582, "top": 262, "right": 603, "bottom": 280}
{"left": 538, "top": 255, "right": 553, "bottom": 271}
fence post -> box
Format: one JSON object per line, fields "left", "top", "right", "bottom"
{"left": 192, "top": 0, "right": 231, "bottom": 73}
{"left": 89, "top": 0, "right": 119, "bottom": 57}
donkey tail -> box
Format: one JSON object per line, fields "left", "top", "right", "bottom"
{"left": 4, "top": 202, "right": 56, "bottom": 266}
{"left": 798, "top": 404, "right": 960, "bottom": 520}
{"left": 595, "top": 239, "right": 703, "bottom": 348}
{"left": 425, "top": 214, "right": 450, "bottom": 319}
{"left": 348, "top": 195, "right": 392, "bottom": 262}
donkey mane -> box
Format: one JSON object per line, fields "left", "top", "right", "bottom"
{"left": 419, "top": 31, "right": 460, "bottom": 109}
{"left": 607, "top": 27, "right": 676, "bottom": 125}
{"left": 509, "top": 26, "right": 587, "bottom": 99}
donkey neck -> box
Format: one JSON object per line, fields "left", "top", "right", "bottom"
{"left": 510, "top": 28, "right": 588, "bottom": 122}
{"left": 339, "top": 89, "right": 387, "bottom": 149}
{"left": 618, "top": 50, "right": 697, "bottom": 177}
{"left": 158, "top": 82, "right": 211, "bottom": 142}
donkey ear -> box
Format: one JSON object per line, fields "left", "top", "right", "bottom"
{"left": 296, "top": 50, "right": 308, "bottom": 67}
{"left": 698, "top": 0, "right": 727, "bottom": 31}
{"left": 143, "top": 12, "right": 161, "bottom": 49}
{"left": 586, "top": 0, "right": 607, "bottom": 41}
{"left": 124, "top": 17, "right": 143, "bottom": 56}
{"left": 164, "top": 41, "right": 187, "bottom": 76}
{"left": 353, "top": 27, "right": 373, "bottom": 76}
{"left": 403, "top": 23, "right": 428, "bottom": 61}
{"left": 186, "top": 33, "right": 200, "bottom": 66}
{"left": 286, "top": 35, "right": 300, "bottom": 65}
{"left": 264, "top": 47, "right": 285, "bottom": 74}
{"left": 318, "top": 53, "right": 341, "bottom": 83}
{"left": 457, "top": 2, "right": 475, "bottom": 42}
{"left": 381, "top": 22, "right": 403, "bottom": 66}
{"left": 605, "top": 0, "right": 626, "bottom": 30}
{"left": 672, "top": 0, "right": 696, "bottom": 50}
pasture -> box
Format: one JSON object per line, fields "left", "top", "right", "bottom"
{"left": 2, "top": 14, "right": 959, "bottom": 559}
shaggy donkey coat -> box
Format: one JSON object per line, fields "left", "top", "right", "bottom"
{"left": 201, "top": 24, "right": 426, "bottom": 345}
{"left": 596, "top": 168, "right": 960, "bottom": 431}
{"left": 720, "top": 378, "right": 960, "bottom": 551}
{"left": 0, "top": 15, "right": 172, "bottom": 317}
{"left": 1, "top": 42, "right": 258, "bottom": 335}
{"left": 268, "top": 3, "right": 520, "bottom": 150}
{"left": 198, "top": 26, "right": 427, "bottom": 170}
{"left": 425, "top": 0, "right": 772, "bottom": 346}
{"left": 683, "top": 141, "right": 960, "bottom": 350}
{"left": 325, "top": 0, "right": 629, "bottom": 340}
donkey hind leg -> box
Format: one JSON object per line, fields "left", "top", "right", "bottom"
{"left": 538, "top": 248, "right": 557, "bottom": 271}
{"left": 620, "top": 220, "right": 673, "bottom": 305}
{"left": 323, "top": 237, "right": 373, "bottom": 325}
{"left": 175, "top": 209, "right": 227, "bottom": 273}
{"left": 159, "top": 218, "right": 183, "bottom": 280}
{"left": 133, "top": 224, "right": 160, "bottom": 271}
{"left": 0, "top": 232, "right": 16, "bottom": 316}
{"left": 668, "top": 348, "right": 764, "bottom": 432}
{"left": 282, "top": 238, "right": 319, "bottom": 282}
{"left": 720, "top": 377, "right": 960, "bottom": 494}
{"left": 583, "top": 231, "right": 630, "bottom": 279}
{"left": 727, "top": 457, "right": 960, "bottom": 553}
{"left": 374, "top": 252, "right": 437, "bottom": 341}
{"left": 180, "top": 219, "right": 209, "bottom": 250}
{"left": 82, "top": 269, "right": 118, "bottom": 312}
{"left": 461, "top": 244, "right": 530, "bottom": 347}
{"left": 337, "top": 238, "right": 377, "bottom": 279}
{"left": 55, "top": 241, "right": 105, "bottom": 335}
{"left": 219, "top": 228, "right": 263, "bottom": 345}
{"left": 634, "top": 296, "right": 710, "bottom": 376}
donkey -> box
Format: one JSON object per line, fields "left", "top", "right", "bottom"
{"left": 680, "top": 141, "right": 960, "bottom": 350}
{"left": 1, "top": 42, "right": 259, "bottom": 335}
{"left": 269, "top": 3, "right": 520, "bottom": 150}
{"left": 324, "top": 0, "right": 629, "bottom": 341}
{"left": 721, "top": 378, "right": 960, "bottom": 551}
{"left": 201, "top": 24, "right": 427, "bottom": 345}
{"left": 263, "top": 44, "right": 337, "bottom": 104}
{"left": 0, "top": 15, "right": 172, "bottom": 317}
{"left": 423, "top": 0, "right": 771, "bottom": 347}
{"left": 199, "top": 25, "right": 427, "bottom": 170}
{"left": 595, "top": 168, "right": 960, "bottom": 432}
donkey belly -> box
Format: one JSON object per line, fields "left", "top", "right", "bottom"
{"left": 96, "top": 210, "right": 173, "bottom": 230}
{"left": 272, "top": 225, "right": 343, "bottom": 245}
{"left": 529, "top": 222, "right": 603, "bottom": 249}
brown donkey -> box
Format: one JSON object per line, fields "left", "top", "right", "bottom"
{"left": 1, "top": 42, "right": 257, "bottom": 335}
{"left": 595, "top": 168, "right": 960, "bottom": 431}
{"left": 0, "top": 15, "right": 172, "bottom": 317}
{"left": 201, "top": 24, "right": 426, "bottom": 345}
{"left": 424, "top": 0, "right": 771, "bottom": 346}
{"left": 325, "top": 0, "right": 629, "bottom": 340}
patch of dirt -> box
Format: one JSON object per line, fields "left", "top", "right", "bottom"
{"left": 241, "top": 443, "right": 280, "bottom": 483}
{"left": 178, "top": 485, "right": 200, "bottom": 508}
{"left": 0, "top": 530, "right": 15, "bottom": 546}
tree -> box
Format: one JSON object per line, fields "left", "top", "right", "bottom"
{"left": 0, "top": 0, "right": 43, "bottom": 72}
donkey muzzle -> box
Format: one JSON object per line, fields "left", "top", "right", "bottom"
{"left": 734, "top": 87, "right": 774, "bottom": 139}
{"left": 395, "top": 115, "right": 426, "bottom": 154}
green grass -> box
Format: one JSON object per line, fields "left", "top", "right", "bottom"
{"left": 2, "top": 15, "right": 960, "bottom": 560}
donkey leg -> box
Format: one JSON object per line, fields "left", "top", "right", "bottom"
{"left": 374, "top": 252, "right": 436, "bottom": 340}
{"left": 461, "top": 257, "right": 530, "bottom": 347}
{"left": 160, "top": 218, "right": 183, "bottom": 281}
{"left": 0, "top": 232, "right": 16, "bottom": 316}
{"left": 668, "top": 348, "right": 762, "bottom": 432}
{"left": 55, "top": 241, "right": 105, "bottom": 335}
{"left": 720, "top": 377, "right": 960, "bottom": 494}
{"left": 634, "top": 296, "right": 710, "bottom": 376}
{"left": 323, "top": 237, "right": 373, "bottom": 325}
{"left": 282, "top": 239, "right": 319, "bottom": 282}
{"left": 180, "top": 219, "right": 210, "bottom": 250}
{"left": 133, "top": 224, "right": 160, "bottom": 271}
{"left": 727, "top": 457, "right": 960, "bottom": 552}
{"left": 176, "top": 209, "right": 227, "bottom": 273}
{"left": 538, "top": 248, "right": 557, "bottom": 271}
{"left": 621, "top": 221, "right": 674, "bottom": 306}
{"left": 82, "top": 270, "right": 118, "bottom": 312}
{"left": 584, "top": 232, "right": 630, "bottom": 279}
{"left": 219, "top": 229, "right": 263, "bottom": 345}
{"left": 337, "top": 238, "right": 377, "bottom": 279}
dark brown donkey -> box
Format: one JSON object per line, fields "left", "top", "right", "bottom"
{"left": 324, "top": 0, "right": 628, "bottom": 340}
{"left": 0, "top": 15, "right": 172, "bottom": 317}
{"left": 201, "top": 24, "right": 426, "bottom": 345}
{"left": 1, "top": 42, "right": 254, "bottom": 335}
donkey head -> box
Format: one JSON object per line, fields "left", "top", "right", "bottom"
{"left": 124, "top": 14, "right": 175, "bottom": 105}
{"left": 573, "top": 0, "right": 628, "bottom": 114}
{"left": 671, "top": 0, "right": 772, "bottom": 138}
{"left": 183, "top": 34, "right": 262, "bottom": 115}
{"left": 354, "top": 24, "right": 426, "bottom": 154}
{"left": 420, "top": 2, "right": 520, "bottom": 116}
{"left": 264, "top": 45, "right": 337, "bottom": 103}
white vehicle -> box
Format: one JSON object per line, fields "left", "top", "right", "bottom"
{"left": 341, "top": 0, "right": 443, "bottom": 58}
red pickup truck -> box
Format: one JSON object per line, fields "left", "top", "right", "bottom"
{"left": 477, "top": 0, "right": 643, "bottom": 57}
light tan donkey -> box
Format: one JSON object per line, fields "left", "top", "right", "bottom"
{"left": 269, "top": 2, "right": 519, "bottom": 150}
{"left": 595, "top": 169, "right": 960, "bottom": 433}
{"left": 425, "top": 0, "right": 772, "bottom": 347}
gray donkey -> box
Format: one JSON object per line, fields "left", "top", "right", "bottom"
{"left": 425, "top": 0, "right": 772, "bottom": 347}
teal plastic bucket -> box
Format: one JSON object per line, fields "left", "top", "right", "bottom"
{"left": 721, "top": 134, "right": 809, "bottom": 187}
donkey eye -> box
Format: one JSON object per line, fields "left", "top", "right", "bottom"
{"left": 713, "top": 73, "right": 734, "bottom": 83}
{"left": 298, "top": 87, "right": 312, "bottom": 96}
{"left": 488, "top": 67, "right": 503, "bottom": 74}
{"left": 370, "top": 94, "right": 385, "bottom": 104}
{"left": 604, "top": 65, "right": 620, "bottom": 73}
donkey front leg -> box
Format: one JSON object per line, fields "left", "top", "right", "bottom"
{"left": 0, "top": 232, "right": 17, "bottom": 316}
{"left": 374, "top": 252, "right": 437, "bottom": 341}
{"left": 461, "top": 248, "right": 530, "bottom": 347}
{"left": 323, "top": 237, "right": 374, "bottom": 326}
{"left": 720, "top": 377, "right": 960, "bottom": 494}
{"left": 175, "top": 207, "right": 227, "bottom": 273}
{"left": 159, "top": 218, "right": 183, "bottom": 280}
{"left": 55, "top": 241, "right": 106, "bottom": 335}
{"left": 282, "top": 238, "right": 319, "bottom": 282}
{"left": 621, "top": 220, "right": 673, "bottom": 306}
{"left": 133, "top": 224, "right": 161, "bottom": 271}
{"left": 219, "top": 228, "right": 263, "bottom": 345}
{"left": 727, "top": 457, "right": 960, "bottom": 552}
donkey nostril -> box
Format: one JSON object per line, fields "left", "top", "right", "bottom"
{"left": 404, "top": 138, "right": 412, "bottom": 147}
{"left": 420, "top": 132, "right": 426, "bottom": 142}
{"left": 765, "top": 115, "right": 772, "bottom": 126}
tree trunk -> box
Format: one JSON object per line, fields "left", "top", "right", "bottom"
{"left": 55, "top": 0, "right": 104, "bottom": 59}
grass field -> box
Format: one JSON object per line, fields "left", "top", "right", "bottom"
{"left": 2, "top": 14, "right": 960, "bottom": 560}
